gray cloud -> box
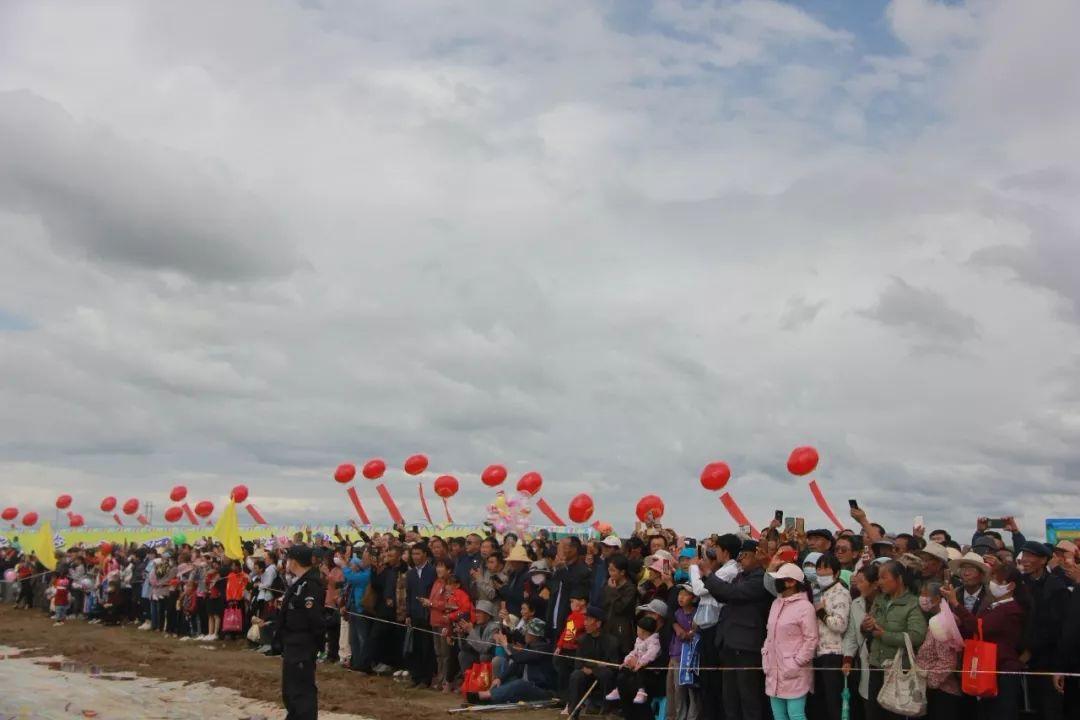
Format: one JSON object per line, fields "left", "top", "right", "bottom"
{"left": 0, "top": 91, "right": 298, "bottom": 281}
{"left": 860, "top": 276, "right": 980, "bottom": 349}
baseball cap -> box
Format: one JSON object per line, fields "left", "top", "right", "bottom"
{"left": 769, "top": 564, "right": 805, "bottom": 583}
{"left": 525, "top": 618, "right": 547, "bottom": 637}
{"left": 601, "top": 536, "right": 622, "bottom": 548}
{"left": 636, "top": 598, "right": 669, "bottom": 616}
{"left": 586, "top": 605, "right": 605, "bottom": 621}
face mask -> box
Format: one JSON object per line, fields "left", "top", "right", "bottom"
{"left": 988, "top": 581, "right": 1011, "bottom": 599}
{"left": 803, "top": 567, "right": 818, "bottom": 584}
{"left": 817, "top": 574, "right": 835, "bottom": 590}
{"left": 919, "top": 596, "right": 935, "bottom": 612}
{"left": 333, "top": 557, "right": 344, "bottom": 568}
{"left": 531, "top": 574, "right": 546, "bottom": 585}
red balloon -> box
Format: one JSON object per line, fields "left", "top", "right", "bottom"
{"left": 230, "top": 484, "right": 249, "bottom": 503}
{"left": 433, "top": 475, "right": 459, "bottom": 498}
{"left": 164, "top": 506, "right": 184, "bottom": 523}
{"left": 567, "top": 494, "right": 594, "bottom": 524}
{"left": 100, "top": 496, "right": 117, "bottom": 513}
{"left": 1, "top": 507, "right": 17, "bottom": 521}
{"left": 69, "top": 514, "right": 85, "bottom": 528}
{"left": 516, "top": 472, "right": 543, "bottom": 497}
{"left": 194, "top": 500, "right": 214, "bottom": 518}
{"left": 700, "top": 462, "right": 732, "bottom": 492}
{"left": 362, "top": 459, "right": 387, "bottom": 480}
{"left": 787, "top": 446, "right": 820, "bottom": 476}
{"left": 122, "top": 498, "right": 139, "bottom": 516}
{"left": 635, "top": 494, "right": 665, "bottom": 522}
{"left": 334, "top": 463, "right": 357, "bottom": 483}
{"left": 56, "top": 494, "right": 72, "bottom": 510}
{"left": 21, "top": 512, "right": 38, "bottom": 527}
{"left": 481, "top": 465, "right": 508, "bottom": 487}
{"left": 404, "top": 454, "right": 429, "bottom": 476}
{"left": 100, "top": 541, "right": 113, "bottom": 555}
{"left": 169, "top": 485, "right": 187, "bottom": 502}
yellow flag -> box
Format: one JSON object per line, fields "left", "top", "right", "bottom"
{"left": 211, "top": 500, "right": 245, "bottom": 561}
{"left": 25, "top": 521, "right": 57, "bottom": 571}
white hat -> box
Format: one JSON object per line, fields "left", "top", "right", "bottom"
{"left": 917, "top": 541, "right": 950, "bottom": 563}
{"left": 649, "top": 549, "right": 674, "bottom": 563}
{"left": 948, "top": 551, "right": 989, "bottom": 575}
{"left": 636, "top": 598, "right": 669, "bottom": 616}
{"left": 601, "top": 536, "right": 622, "bottom": 548}
{"left": 769, "top": 563, "right": 805, "bottom": 583}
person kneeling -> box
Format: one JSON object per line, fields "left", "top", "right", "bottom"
{"left": 470, "top": 619, "right": 556, "bottom": 705}
{"left": 605, "top": 615, "right": 661, "bottom": 705}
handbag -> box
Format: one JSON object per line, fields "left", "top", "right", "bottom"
{"left": 223, "top": 602, "right": 244, "bottom": 633}
{"left": 460, "top": 661, "right": 494, "bottom": 697}
{"left": 961, "top": 618, "right": 998, "bottom": 698}
{"left": 876, "top": 632, "right": 927, "bottom": 717}
{"left": 402, "top": 626, "right": 415, "bottom": 658}
{"left": 678, "top": 634, "right": 700, "bottom": 687}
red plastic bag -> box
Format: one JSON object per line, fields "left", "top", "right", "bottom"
{"left": 223, "top": 604, "right": 244, "bottom": 633}
{"left": 962, "top": 619, "right": 998, "bottom": 698}
{"left": 461, "top": 661, "right": 493, "bottom": 696}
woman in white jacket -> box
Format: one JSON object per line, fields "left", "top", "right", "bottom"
{"left": 811, "top": 554, "right": 851, "bottom": 720}
{"left": 842, "top": 563, "right": 879, "bottom": 720}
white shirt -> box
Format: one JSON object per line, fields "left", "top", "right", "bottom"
{"left": 690, "top": 559, "right": 738, "bottom": 628}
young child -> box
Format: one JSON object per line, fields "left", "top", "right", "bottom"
{"left": 605, "top": 615, "right": 661, "bottom": 705}
{"left": 179, "top": 580, "right": 200, "bottom": 638}
{"left": 51, "top": 576, "right": 71, "bottom": 625}
{"left": 556, "top": 591, "right": 588, "bottom": 708}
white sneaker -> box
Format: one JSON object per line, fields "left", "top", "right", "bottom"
{"left": 180, "top": 636, "right": 192, "bottom": 641}
{"left": 138, "top": 622, "right": 151, "bottom": 630}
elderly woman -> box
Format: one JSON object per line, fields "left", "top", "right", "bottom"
{"left": 915, "top": 581, "right": 963, "bottom": 720}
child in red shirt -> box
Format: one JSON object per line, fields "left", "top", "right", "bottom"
{"left": 555, "top": 590, "right": 588, "bottom": 710}
{"left": 52, "top": 577, "right": 71, "bottom": 624}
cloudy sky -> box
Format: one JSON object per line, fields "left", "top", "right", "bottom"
{"left": 1, "top": 0, "right": 1078, "bottom": 538}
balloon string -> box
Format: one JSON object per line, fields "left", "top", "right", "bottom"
{"left": 375, "top": 483, "right": 405, "bottom": 525}
{"left": 418, "top": 483, "right": 434, "bottom": 525}
{"left": 808, "top": 479, "right": 845, "bottom": 531}
{"left": 535, "top": 498, "right": 565, "bottom": 526}
{"left": 719, "top": 492, "right": 759, "bottom": 539}
{"left": 345, "top": 486, "right": 370, "bottom": 525}
{"left": 181, "top": 503, "right": 199, "bottom": 525}
{"left": 112, "top": 513, "right": 123, "bottom": 527}
{"left": 136, "top": 514, "right": 149, "bottom": 526}
{"left": 442, "top": 497, "right": 454, "bottom": 524}
{"left": 245, "top": 504, "right": 267, "bottom": 525}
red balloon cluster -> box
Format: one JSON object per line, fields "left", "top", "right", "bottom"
{"left": 567, "top": 494, "right": 594, "bottom": 523}
{"left": 334, "top": 463, "right": 357, "bottom": 483}
{"left": 69, "top": 514, "right": 85, "bottom": 528}
{"left": 122, "top": 498, "right": 139, "bottom": 516}
{"left": 21, "top": 512, "right": 38, "bottom": 527}
{"left": 230, "top": 484, "right": 249, "bottom": 503}
{"left": 362, "top": 459, "right": 387, "bottom": 480}
{"left": 404, "top": 454, "right": 429, "bottom": 476}
{"left": 635, "top": 494, "right": 665, "bottom": 522}
{"left": 700, "top": 462, "right": 731, "bottom": 491}
{"left": 170, "top": 485, "right": 187, "bottom": 502}
{"left": 481, "top": 465, "right": 507, "bottom": 487}
{"left": 100, "top": 496, "right": 117, "bottom": 513}
{"left": 2, "top": 507, "right": 18, "bottom": 522}
{"left": 433, "top": 475, "right": 459, "bottom": 498}
{"left": 787, "top": 446, "right": 819, "bottom": 476}
{"left": 56, "top": 494, "right": 72, "bottom": 510}
{"left": 194, "top": 501, "right": 214, "bottom": 518}
{"left": 516, "top": 472, "right": 543, "bottom": 497}
{"left": 164, "top": 506, "right": 184, "bottom": 523}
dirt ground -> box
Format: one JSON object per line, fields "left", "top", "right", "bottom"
{"left": 0, "top": 606, "right": 559, "bottom": 720}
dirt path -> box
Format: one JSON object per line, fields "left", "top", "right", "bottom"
{"left": 0, "top": 606, "right": 557, "bottom": 720}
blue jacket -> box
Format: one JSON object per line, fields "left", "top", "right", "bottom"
{"left": 342, "top": 564, "right": 372, "bottom": 614}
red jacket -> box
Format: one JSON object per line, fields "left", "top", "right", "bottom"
{"left": 558, "top": 610, "right": 586, "bottom": 651}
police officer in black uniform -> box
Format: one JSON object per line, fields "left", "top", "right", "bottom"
{"left": 274, "top": 545, "right": 326, "bottom": 719}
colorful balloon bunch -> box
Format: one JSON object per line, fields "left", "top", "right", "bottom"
{"left": 486, "top": 490, "right": 532, "bottom": 535}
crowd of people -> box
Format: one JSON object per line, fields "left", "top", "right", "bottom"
{"left": 3, "top": 508, "right": 1080, "bottom": 720}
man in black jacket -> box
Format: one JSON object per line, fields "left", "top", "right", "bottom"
{"left": 1019, "top": 540, "right": 1069, "bottom": 720}
{"left": 274, "top": 545, "right": 326, "bottom": 720}
{"left": 567, "top": 605, "right": 619, "bottom": 719}
{"left": 703, "top": 539, "right": 772, "bottom": 720}
{"left": 405, "top": 542, "right": 437, "bottom": 688}
{"left": 546, "top": 537, "right": 592, "bottom": 643}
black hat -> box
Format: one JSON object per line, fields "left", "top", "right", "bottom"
{"left": 1020, "top": 541, "right": 1051, "bottom": 559}
{"left": 286, "top": 545, "right": 314, "bottom": 566}
{"left": 739, "top": 539, "right": 759, "bottom": 554}
{"left": 586, "top": 605, "right": 605, "bottom": 621}
{"left": 806, "top": 529, "right": 834, "bottom": 543}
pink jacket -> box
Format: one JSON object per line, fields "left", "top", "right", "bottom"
{"left": 762, "top": 592, "right": 819, "bottom": 699}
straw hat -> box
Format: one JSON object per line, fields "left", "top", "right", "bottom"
{"left": 505, "top": 545, "right": 531, "bottom": 563}
{"left": 949, "top": 551, "right": 989, "bottom": 575}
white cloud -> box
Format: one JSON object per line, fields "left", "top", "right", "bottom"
{"left": 0, "top": 0, "right": 1077, "bottom": 539}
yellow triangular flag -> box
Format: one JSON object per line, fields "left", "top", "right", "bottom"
{"left": 26, "top": 521, "right": 57, "bottom": 571}
{"left": 211, "top": 500, "right": 244, "bottom": 561}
